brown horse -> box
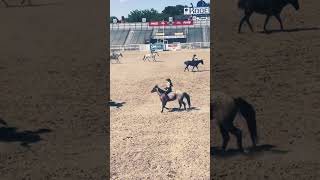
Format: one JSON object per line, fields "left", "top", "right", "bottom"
{"left": 151, "top": 85, "right": 191, "bottom": 113}
{"left": 211, "top": 92, "right": 258, "bottom": 152}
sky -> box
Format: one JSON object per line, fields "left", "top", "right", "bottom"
{"left": 110, "top": 0, "right": 210, "bottom": 19}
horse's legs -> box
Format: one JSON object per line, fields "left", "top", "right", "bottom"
{"left": 263, "top": 15, "right": 271, "bottom": 32}
{"left": 182, "top": 101, "right": 186, "bottom": 110}
{"left": 178, "top": 100, "right": 182, "bottom": 109}
{"left": 239, "top": 10, "right": 253, "bottom": 33}
{"left": 219, "top": 125, "right": 230, "bottom": 151}
{"left": 161, "top": 101, "right": 167, "bottom": 113}
{"left": 184, "top": 65, "right": 189, "bottom": 71}
{"left": 2, "top": 0, "right": 9, "bottom": 7}
{"left": 275, "top": 14, "right": 284, "bottom": 31}
{"left": 192, "top": 66, "right": 195, "bottom": 72}
{"left": 238, "top": 15, "right": 247, "bottom": 33}
{"left": 245, "top": 12, "right": 254, "bottom": 32}
{"left": 229, "top": 126, "right": 244, "bottom": 152}
{"left": 196, "top": 65, "right": 199, "bottom": 71}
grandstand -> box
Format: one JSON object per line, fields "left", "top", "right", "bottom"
{"left": 110, "top": 20, "right": 210, "bottom": 51}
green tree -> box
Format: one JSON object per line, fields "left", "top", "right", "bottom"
{"left": 127, "top": 8, "right": 163, "bottom": 22}
{"left": 109, "top": 16, "right": 118, "bottom": 23}
{"left": 162, "top": 5, "right": 187, "bottom": 17}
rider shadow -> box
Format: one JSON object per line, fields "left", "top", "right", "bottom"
{"left": 169, "top": 107, "right": 199, "bottom": 112}
{"left": 0, "top": 118, "right": 52, "bottom": 148}
{"left": 109, "top": 101, "right": 126, "bottom": 108}
{"left": 211, "top": 144, "right": 289, "bottom": 159}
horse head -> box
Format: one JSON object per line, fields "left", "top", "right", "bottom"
{"left": 120, "top": 53, "right": 123, "bottom": 57}
{"left": 151, "top": 85, "right": 158, "bottom": 93}
{"left": 289, "top": 0, "right": 300, "bottom": 10}
{"left": 200, "top": 60, "right": 204, "bottom": 64}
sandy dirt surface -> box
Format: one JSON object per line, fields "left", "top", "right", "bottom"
{"left": 110, "top": 50, "right": 210, "bottom": 179}
{"left": 212, "top": 0, "right": 320, "bottom": 179}
{"left": 0, "top": 1, "right": 107, "bottom": 179}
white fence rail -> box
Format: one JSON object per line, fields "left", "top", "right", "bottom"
{"left": 110, "top": 42, "right": 210, "bottom": 52}
{"left": 110, "top": 21, "right": 210, "bottom": 30}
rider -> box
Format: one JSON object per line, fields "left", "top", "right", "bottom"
{"left": 164, "top": 78, "right": 173, "bottom": 98}
{"left": 192, "top": 54, "right": 198, "bottom": 61}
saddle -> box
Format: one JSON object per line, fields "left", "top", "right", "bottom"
{"left": 166, "top": 92, "right": 176, "bottom": 99}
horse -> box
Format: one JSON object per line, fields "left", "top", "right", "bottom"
{"left": 143, "top": 52, "right": 159, "bottom": 62}
{"left": 151, "top": 85, "right": 191, "bottom": 113}
{"left": 1, "top": 0, "right": 32, "bottom": 7}
{"left": 211, "top": 92, "right": 258, "bottom": 153}
{"left": 110, "top": 52, "right": 123, "bottom": 63}
{"left": 184, "top": 60, "right": 204, "bottom": 72}
{"left": 238, "top": 0, "right": 300, "bottom": 33}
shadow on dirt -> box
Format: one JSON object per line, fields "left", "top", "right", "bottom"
{"left": 169, "top": 107, "right": 200, "bottom": 112}
{"left": 109, "top": 101, "right": 126, "bottom": 108}
{"left": 3, "top": 2, "right": 63, "bottom": 8}
{"left": 259, "top": 27, "right": 320, "bottom": 34}
{"left": 0, "top": 117, "right": 52, "bottom": 148}
{"left": 211, "top": 144, "right": 289, "bottom": 158}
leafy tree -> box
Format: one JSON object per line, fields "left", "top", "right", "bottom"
{"left": 109, "top": 16, "right": 119, "bottom": 23}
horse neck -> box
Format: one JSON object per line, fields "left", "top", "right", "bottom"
{"left": 156, "top": 87, "right": 165, "bottom": 95}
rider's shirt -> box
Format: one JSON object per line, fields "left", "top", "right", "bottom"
{"left": 164, "top": 82, "right": 172, "bottom": 95}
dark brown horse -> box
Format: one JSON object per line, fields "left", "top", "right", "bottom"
{"left": 151, "top": 85, "right": 191, "bottom": 113}
{"left": 211, "top": 92, "right": 258, "bottom": 152}
{"left": 238, "top": 0, "right": 300, "bottom": 33}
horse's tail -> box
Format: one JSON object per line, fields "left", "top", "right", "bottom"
{"left": 238, "top": 0, "right": 246, "bottom": 9}
{"left": 234, "top": 97, "right": 258, "bottom": 146}
{"left": 143, "top": 55, "right": 145, "bottom": 60}
{"left": 183, "top": 92, "right": 191, "bottom": 108}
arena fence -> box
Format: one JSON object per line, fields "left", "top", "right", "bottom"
{"left": 110, "top": 42, "right": 210, "bottom": 52}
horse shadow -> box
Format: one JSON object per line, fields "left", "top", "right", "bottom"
{"left": 259, "top": 27, "right": 320, "bottom": 34}
{"left": 169, "top": 107, "right": 199, "bottom": 112}
{"left": 109, "top": 101, "right": 126, "bottom": 108}
{"left": 0, "top": 118, "right": 52, "bottom": 148}
{"left": 4, "top": 2, "right": 63, "bottom": 8}
{"left": 191, "top": 69, "right": 210, "bottom": 73}
{"left": 211, "top": 144, "right": 289, "bottom": 158}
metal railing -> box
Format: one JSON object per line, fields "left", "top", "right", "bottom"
{"left": 110, "top": 20, "right": 210, "bottom": 30}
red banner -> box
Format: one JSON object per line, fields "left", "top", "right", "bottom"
{"left": 149, "top": 20, "right": 193, "bottom": 26}
{"left": 149, "top": 21, "right": 168, "bottom": 26}
{"left": 173, "top": 20, "right": 193, "bottom": 26}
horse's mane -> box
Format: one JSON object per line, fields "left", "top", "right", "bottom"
{"left": 156, "top": 85, "right": 165, "bottom": 93}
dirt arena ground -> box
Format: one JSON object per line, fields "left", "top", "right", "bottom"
{"left": 0, "top": 1, "right": 107, "bottom": 179}
{"left": 212, "top": 0, "right": 320, "bottom": 179}
{"left": 110, "top": 49, "right": 210, "bottom": 179}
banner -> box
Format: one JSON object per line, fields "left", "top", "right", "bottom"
{"left": 148, "top": 21, "right": 168, "bottom": 26}
{"left": 173, "top": 20, "right": 193, "bottom": 26}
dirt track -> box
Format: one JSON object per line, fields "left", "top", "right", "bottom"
{"left": 0, "top": 1, "right": 107, "bottom": 179}
{"left": 110, "top": 50, "right": 210, "bottom": 179}
{"left": 212, "top": 0, "right": 320, "bottom": 179}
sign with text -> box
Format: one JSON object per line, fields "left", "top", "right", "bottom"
{"left": 184, "top": 7, "right": 210, "bottom": 15}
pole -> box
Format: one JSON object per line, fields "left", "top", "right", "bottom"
{"left": 163, "top": 20, "right": 165, "bottom": 51}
